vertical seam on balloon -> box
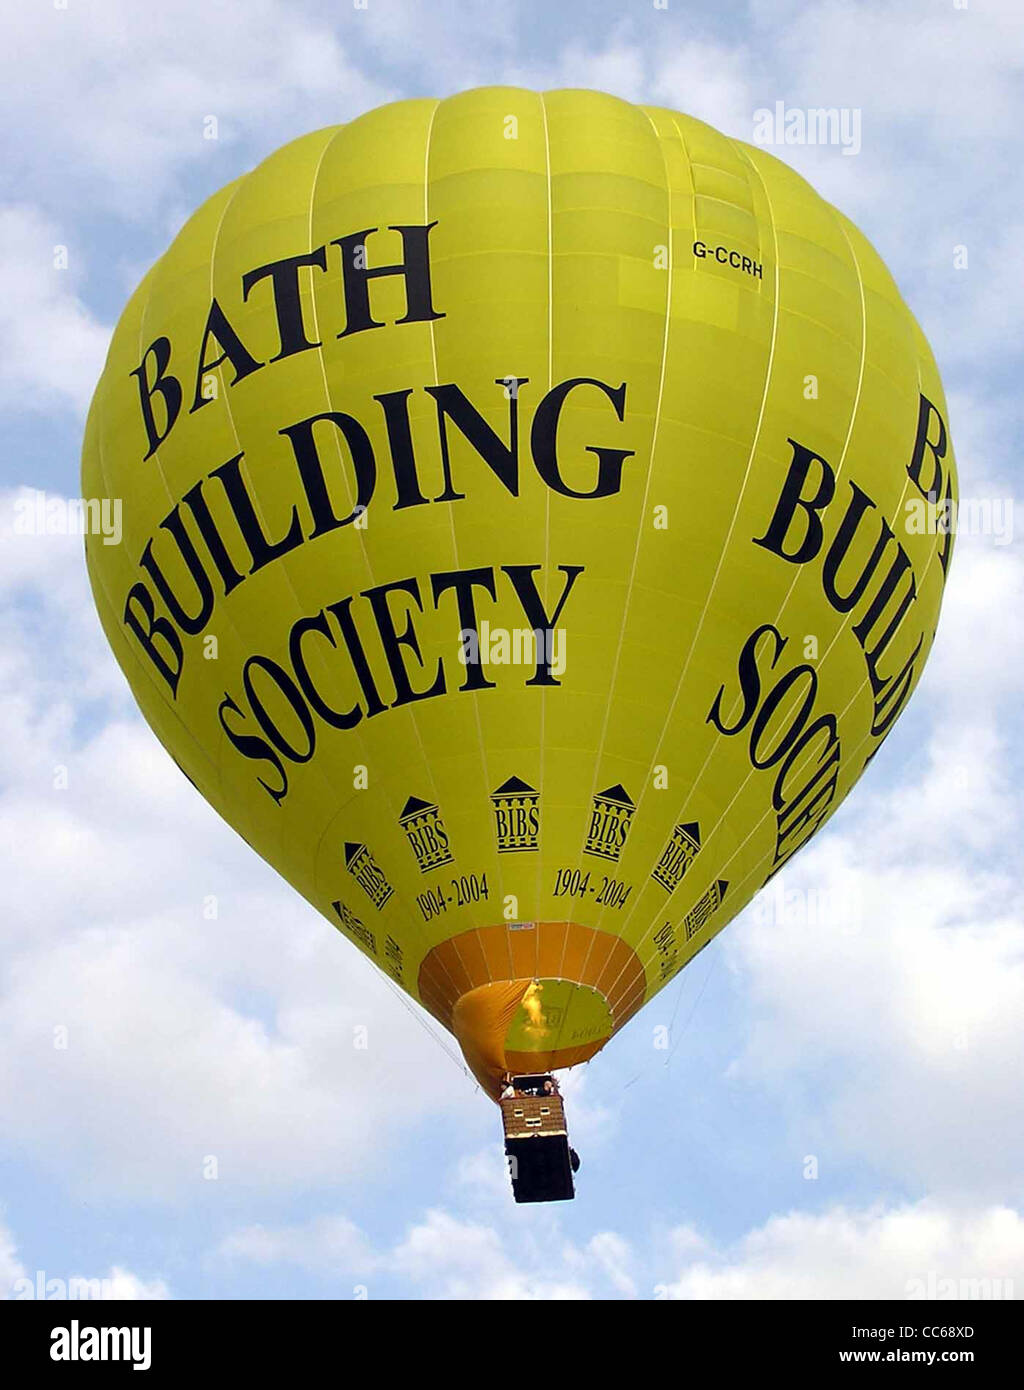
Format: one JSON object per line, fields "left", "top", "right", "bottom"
{"left": 201, "top": 143, "right": 395, "bottom": 912}
{"left": 203, "top": 141, "right": 412, "bottom": 979}
{"left": 586, "top": 113, "right": 703, "bottom": 1000}
{"left": 601, "top": 132, "right": 784, "bottom": 999}
{"left": 298, "top": 110, "right": 459, "bottom": 1020}
{"left": 785, "top": 211, "right": 924, "bottom": 687}
{"left": 629, "top": 188, "right": 874, "bottom": 977}
{"left": 750, "top": 202, "right": 869, "bottom": 640}
{"left": 541, "top": 100, "right": 575, "bottom": 987}
{"left": 412, "top": 95, "right": 495, "bottom": 1005}
{"left": 583, "top": 102, "right": 694, "bottom": 1011}
{"left": 627, "top": 143, "right": 842, "bottom": 986}
{"left": 405, "top": 102, "right": 477, "bottom": 1000}
{"left": 102, "top": 212, "right": 246, "bottom": 799}
{"left": 573, "top": 105, "right": 675, "bottom": 994}
{"left": 599, "top": 116, "right": 757, "bottom": 1003}
{"left": 422, "top": 98, "right": 442, "bottom": 395}
{"left": 202, "top": 132, "right": 450, "bottom": 1021}
{"left": 412, "top": 95, "right": 489, "bottom": 993}
{"left": 152, "top": 174, "right": 268, "bottom": 822}
{"left": 301, "top": 128, "right": 386, "bottom": 807}
{"left": 638, "top": 528, "right": 947, "bottom": 986}
{"left": 657, "top": 206, "right": 875, "bottom": 845}
{"left": 106, "top": 174, "right": 300, "bottom": 863}
{"left": 418, "top": 95, "right": 486, "bottom": 999}
{"left": 664, "top": 217, "right": 909, "bottom": 883}
{"left": 656, "top": 140, "right": 782, "bottom": 779}
{"left": 633, "top": 239, "right": 950, "bottom": 985}
{"left": 676, "top": 521, "right": 944, "bottom": 964}
{"left": 537, "top": 88, "right": 554, "bottom": 948}
{"left": 713, "top": 381, "right": 947, "bottom": 856}
{"left": 299, "top": 114, "right": 464, "bottom": 1009}
{"left": 85, "top": 349, "right": 223, "bottom": 793}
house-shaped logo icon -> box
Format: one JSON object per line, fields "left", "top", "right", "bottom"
{"left": 584, "top": 784, "right": 635, "bottom": 862}
{"left": 652, "top": 822, "right": 702, "bottom": 891}
{"left": 344, "top": 841, "right": 394, "bottom": 909}
{"left": 490, "top": 775, "right": 540, "bottom": 853}
{"left": 399, "top": 796, "right": 453, "bottom": 873}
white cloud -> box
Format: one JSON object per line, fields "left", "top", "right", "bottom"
{"left": 220, "top": 1204, "right": 596, "bottom": 1298}
{"left": 99, "top": 1268, "right": 172, "bottom": 1300}
{"left": 0, "top": 880, "right": 480, "bottom": 1199}
{"left": 219, "top": 1216, "right": 373, "bottom": 1274}
{"left": 926, "top": 545, "right": 1024, "bottom": 715}
{"left": 451, "top": 1146, "right": 516, "bottom": 1205}
{"left": 390, "top": 1209, "right": 592, "bottom": 1299}
{"left": 0, "top": 1213, "right": 167, "bottom": 1300}
{"left": 0, "top": 208, "right": 110, "bottom": 416}
{"left": 658, "top": 1201, "right": 1024, "bottom": 1300}
{"left": 357, "top": 0, "right": 517, "bottom": 87}
{"left": 761, "top": 0, "right": 1024, "bottom": 149}
{"left": 0, "top": 1217, "right": 27, "bottom": 1299}
{"left": 724, "top": 538, "right": 1024, "bottom": 1196}
{"left": 650, "top": 40, "right": 755, "bottom": 135}
{"left": 0, "top": 0, "right": 393, "bottom": 214}
{"left": 943, "top": 388, "right": 1020, "bottom": 501}
{"left": 0, "top": 493, "right": 480, "bottom": 1201}
{"left": 224, "top": 1197, "right": 629, "bottom": 1298}
{"left": 216, "top": 1195, "right": 1024, "bottom": 1300}
{"left": 586, "top": 1231, "right": 636, "bottom": 1297}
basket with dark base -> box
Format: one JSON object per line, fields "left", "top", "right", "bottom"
{"left": 500, "top": 1074, "right": 579, "bottom": 1203}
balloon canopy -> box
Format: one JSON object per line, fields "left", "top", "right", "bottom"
{"left": 82, "top": 89, "right": 957, "bottom": 1099}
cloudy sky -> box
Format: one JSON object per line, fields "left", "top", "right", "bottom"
{"left": 1, "top": 0, "right": 1022, "bottom": 1301}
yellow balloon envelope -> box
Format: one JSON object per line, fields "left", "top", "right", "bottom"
{"left": 82, "top": 89, "right": 957, "bottom": 1099}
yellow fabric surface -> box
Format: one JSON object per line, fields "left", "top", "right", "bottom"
{"left": 82, "top": 89, "right": 957, "bottom": 1084}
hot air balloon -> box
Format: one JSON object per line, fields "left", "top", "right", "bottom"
{"left": 82, "top": 89, "right": 957, "bottom": 1203}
